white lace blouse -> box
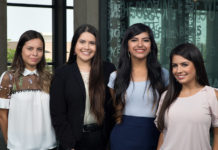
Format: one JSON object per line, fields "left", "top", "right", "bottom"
{"left": 0, "top": 69, "right": 56, "bottom": 150}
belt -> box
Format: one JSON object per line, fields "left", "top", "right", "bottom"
{"left": 83, "top": 123, "right": 102, "bottom": 133}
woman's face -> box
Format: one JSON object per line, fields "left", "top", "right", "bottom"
{"left": 128, "top": 32, "right": 151, "bottom": 60}
{"left": 172, "top": 55, "right": 197, "bottom": 86}
{"left": 21, "top": 38, "right": 43, "bottom": 71}
{"left": 75, "top": 32, "right": 96, "bottom": 64}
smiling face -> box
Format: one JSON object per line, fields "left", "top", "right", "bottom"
{"left": 172, "top": 55, "right": 197, "bottom": 86}
{"left": 21, "top": 38, "right": 43, "bottom": 71}
{"left": 128, "top": 32, "right": 151, "bottom": 61}
{"left": 75, "top": 32, "right": 96, "bottom": 64}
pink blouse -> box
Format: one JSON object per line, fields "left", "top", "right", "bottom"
{"left": 156, "top": 86, "right": 218, "bottom": 150}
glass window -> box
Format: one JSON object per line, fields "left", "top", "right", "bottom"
{"left": 129, "top": 7, "right": 162, "bottom": 59}
{"left": 107, "top": 0, "right": 218, "bottom": 88}
{"left": 66, "top": 8, "right": 74, "bottom": 61}
{"left": 7, "top": 6, "right": 52, "bottom": 63}
{"left": 7, "top": 0, "right": 52, "bottom": 5}
{"left": 67, "top": 0, "right": 74, "bottom": 6}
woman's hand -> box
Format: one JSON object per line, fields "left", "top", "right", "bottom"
{"left": 0, "top": 109, "right": 8, "bottom": 142}
{"left": 213, "top": 127, "right": 218, "bottom": 150}
{"left": 157, "top": 132, "right": 164, "bottom": 150}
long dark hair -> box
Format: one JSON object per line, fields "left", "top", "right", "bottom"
{"left": 114, "top": 23, "right": 166, "bottom": 123}
{"left": 11, "top": 30, "right": 51, "bottom": 93}
{"left": 157, "top": 43, "right": 209, "bottom": 131}
{"left": 68, "top": 24, "right": 105, "bottom": 124}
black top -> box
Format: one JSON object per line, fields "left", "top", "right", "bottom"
{"left": 50, "top": 61, "right": 116, "bottom": 149}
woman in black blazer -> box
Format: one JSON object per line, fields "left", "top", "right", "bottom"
{"left": 50, "top": 24, "right": 115, "bottom": 150}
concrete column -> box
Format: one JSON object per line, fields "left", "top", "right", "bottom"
{"left": 74, "top": 0, "right": 99, "bottom": 30}
{"left": 74, "top": 0, "right": 111, "bottom": 60}
{"left": 0, "top": 0, "right": 7, "bottom": 75}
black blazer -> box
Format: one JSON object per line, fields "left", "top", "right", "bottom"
{"left": 50, "top": 61, "right": 116, "bottom": 149}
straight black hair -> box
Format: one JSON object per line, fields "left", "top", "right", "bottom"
{"left": 114, "top": 23, "right": 166, "bottom": 123}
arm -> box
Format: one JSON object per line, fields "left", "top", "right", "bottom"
{"left": 0, "top": 109, "right": 8, "bottom": 142}
{"left": 0, "top": 72, "right": 12, "bottom": 143}
{"left": 50, "top": 72, "right": 75, "bottom": 149}
{"left": 157, "top": 132, "right": 164, "bottom": 150}
{"left": 103, "top": 63, "right": 116, "bottom": 148}
{"left": 107, "top": 70, "right": 116, "bottom": 103}
{"left": 102, "top": 67, "right": 116, "bottom": 149}
{"left": 213, "top": 127, "right": 218, "bottom": 150}
{"left": 155, "top": 92, "right": 168, "bottom": 150}
{"left": 106, "top": 62, "right": 116, "bottom": 102}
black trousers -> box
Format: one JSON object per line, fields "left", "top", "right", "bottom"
{"left": 75, "top": 130, "right": 105, "bottom": 150}
{"left": 8, "top": 147, "right": 57, "bottom": 150}
{"left": 58, "top": 130, "right": 105, "bottom": 150}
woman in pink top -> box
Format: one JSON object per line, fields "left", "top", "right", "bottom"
{"left": 156, "top": 43, "right": 218, "bottom": 150}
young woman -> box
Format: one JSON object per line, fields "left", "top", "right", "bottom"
{"left": 107, "top": 23, "right": 169, "bottom": 150}
{"left": 0, "top": 30, "right": 57, "bottom": 150}
{"left": 156, "top": 43, "right": 218, "bottom": 150}
{"left": 50, "top": 24, "right": 115, "bottom": 150}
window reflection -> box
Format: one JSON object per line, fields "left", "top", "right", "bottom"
{"left": 67, "top": 0, "right": 74, "bottom": 6}
{"left": 66, "top": 8, "right": 74, "bottom": 61}
{"left": 107, "top": 0, "right": 218, "bottom": 87}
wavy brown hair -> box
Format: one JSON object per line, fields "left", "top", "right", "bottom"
{"left": 11, "top": 30, "right": 51, "bottom": 93}
{"left": 68, "top": 24, "right": 105, "bottom": 125}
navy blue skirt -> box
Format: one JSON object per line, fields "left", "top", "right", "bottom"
{"left": 110, "top": 115, "right": 159, "bottom": 150}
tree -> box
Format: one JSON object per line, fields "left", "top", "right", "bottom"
{"left": 7, "top": 48, "right": 16, "bottom": 63}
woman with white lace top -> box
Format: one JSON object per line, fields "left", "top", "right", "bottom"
{"left": 0, "top": 30, "right": 57, "bottom": 150}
